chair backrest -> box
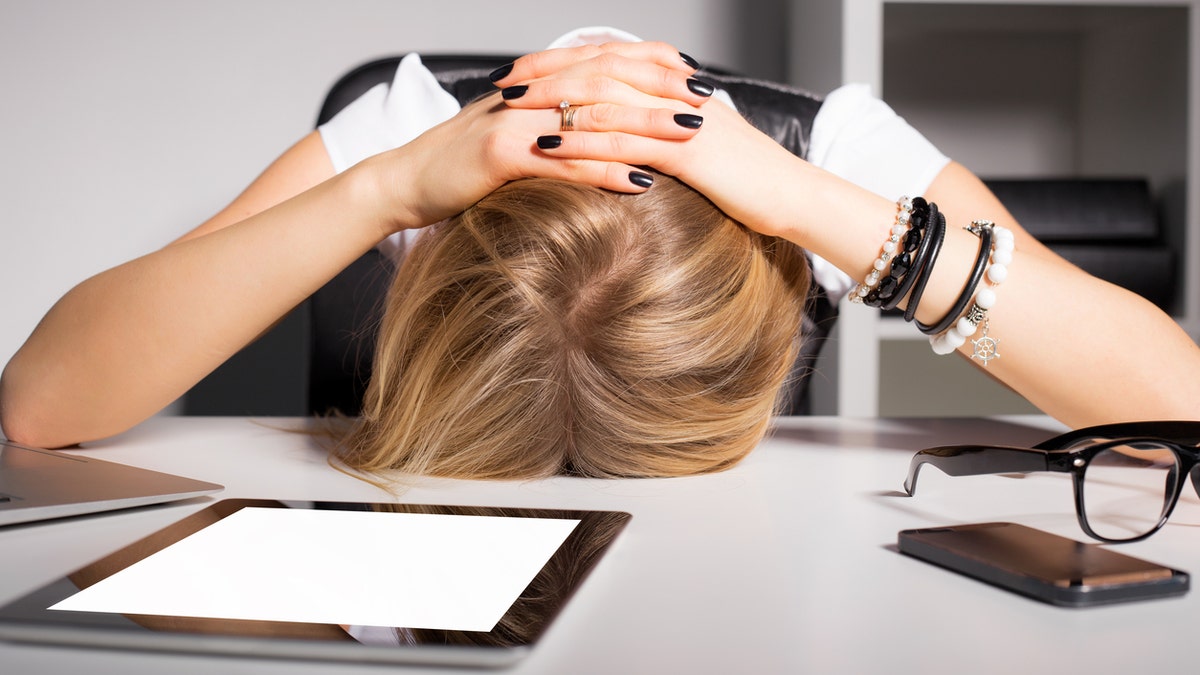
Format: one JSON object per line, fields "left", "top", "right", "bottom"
{"left": 307, "top": 55, "right": 838, "bottom": 416}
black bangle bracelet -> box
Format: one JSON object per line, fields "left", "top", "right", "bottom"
{"left": 917, "top": 222, "right": 994, "bottom": 335}
{"left": 882, "top": 199, "right": 937, "bottom": 311}
{"left": 902, "top": 208, "right": 946, "bottom": 322}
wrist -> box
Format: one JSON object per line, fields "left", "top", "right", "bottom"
{"left": 781, "top": 164, "right": 899, "bottom": 279}
{"left": 344, "top": 152, "right": 425, "bottom": 240}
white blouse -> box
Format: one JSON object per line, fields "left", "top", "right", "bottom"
{"left": 318, "top": 26, "right": 950, "bottom": 297}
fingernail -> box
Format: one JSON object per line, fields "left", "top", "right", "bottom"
{"left": 629, "top": 171, "right": 654, "bottom": 188}
{"left": 687, "top": 78, "right": 714, "bottom": 97}
{"left": 679, "top": 52, "right": 700, "bottom": 70}
{"left": 501, "top": 85, "right": 528, "bottom": 100}
{"left": 488, "top": 62, "right": 514, "bottom": 83}
{"left": 673, "top": 113, "right": 704, "bottom": 129}
{"left": 537, "top": 135, "right": 563, "bottom": 150}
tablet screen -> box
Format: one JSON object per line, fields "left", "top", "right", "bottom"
{"left": 0, "top": 500, "right": 630, "bottom": 667}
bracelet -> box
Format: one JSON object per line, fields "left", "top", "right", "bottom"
{"left": 929, "top": 221, "right": 1015, "bottom": 366}
{"left": 894, "top": 202, "right": 946, "bottom": 315}
{"left": 917, "top": 218, "right": 993, "bottom": 335}
{"left": 848, "top": 197, "right": 915, "bottom": 305}
{"left": 902, "top": 207, "right": 946, "bottom": 321}
{"left": 877, "top": 198, "right": 931, "bottom": 309}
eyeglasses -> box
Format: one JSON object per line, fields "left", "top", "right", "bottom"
{"left": 903, "top": 421, "right": 1200, "bottom": 543}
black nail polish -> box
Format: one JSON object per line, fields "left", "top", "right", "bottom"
{"left": 488, "top": 62, "right": 514, "bottom": 83}
{"left": 673, "top": 113, "right": 704, "bottom": 129}
{"left": 679, "top": 52, "right": 700, "bottom": 70}
{"left": 537, "top": 135, "right": 563, "bottom": 150}
{"left": 501, "top": 85, "right": 528, "bottom": 100}
{"left": 629, "top": 171, "right": 654, "bottom": 188}
{"left": 686, "top": 78, "right": 714, "bottom": 97}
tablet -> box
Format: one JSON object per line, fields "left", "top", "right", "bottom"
{"left": 0, "top": 499, "right": 630, "bottom": 668}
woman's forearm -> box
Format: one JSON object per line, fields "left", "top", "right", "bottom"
{"left": 777, "top": 157, "right": 1200, "bottom": 426}
{"left": 0, "top": 166, "right": 388, "bottom": 447}
{"left": 967, "top": 249, "right": 1200, "bottom": 426}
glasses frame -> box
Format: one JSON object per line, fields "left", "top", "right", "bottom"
{"left": 903, "top": 421, "right": 1200, "bottom": 543}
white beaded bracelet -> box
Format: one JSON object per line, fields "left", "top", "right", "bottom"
{"left": 848, "top": 197, "right": 913, "bottom": 304}
{"left": 929, "top": 221, "right": 1014, "bottom": 366}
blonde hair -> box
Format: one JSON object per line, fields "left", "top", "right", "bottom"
{"left": 335, "top": 175, "right": 810, "bottom": 479}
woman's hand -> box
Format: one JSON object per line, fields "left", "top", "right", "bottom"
{"left": 370, "top": 41, "right": 712, "bottom": 234}
{"left": 488, "top": 41, "right": 815, "bottom": 242}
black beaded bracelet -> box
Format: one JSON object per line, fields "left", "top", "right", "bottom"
{"left": 881, "top": 198, "right": 937, "bottom": 311}
{"left": 917, "top": 221, "right": 994, "bottom": 335}
{"left": 865, "top": 198, "right": 929, "bottom": 308}
{"left": 902, "top": 207, "right": 947, "bottom": 322}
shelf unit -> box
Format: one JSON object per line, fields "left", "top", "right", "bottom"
{"left": 790, "top": 0, "right": 1199, "bottom": 416}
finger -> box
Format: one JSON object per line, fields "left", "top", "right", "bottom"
{"left": 531, "top": 130, "right": 689, "bottom": 178}
{"left": 490, "top": 41, "right": 698, "bottom": 85}
{"left": 503, "top": 136, "right": 656, "bottom": 193}
{"left": 526, "top": 155, "right": 658, "bottom": 194}
{"left": 535, "top": 130, "right": 658, "bottom": 164}
{"left": 470, "top": 115, "right": 658, "bottom": 194}
{"left": 500, "top": 69, "right": 715, "bottom": 111}
{"left": 566, "top": 103, "right": 703, "bottom": 139}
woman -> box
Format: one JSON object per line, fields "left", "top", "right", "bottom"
{"left": 2, "top": 30, "right": 1198, "bottom": 476}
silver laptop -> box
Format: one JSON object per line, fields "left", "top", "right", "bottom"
{"left": 0, "top": 439, "right": 223, "bottom": 526}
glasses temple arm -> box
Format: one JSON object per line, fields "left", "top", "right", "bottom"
{"left": 903, "top": 445, "right": 1052, "bottom": 496}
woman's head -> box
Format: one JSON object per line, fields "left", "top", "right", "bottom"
{"left": 337, "top": 175, "right": 810, "bottom": 479}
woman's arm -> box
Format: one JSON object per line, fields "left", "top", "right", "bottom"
{"left": 752, "top": 149, "right": 1200, "bottom": 427}
{"left": 691, "top": 113, "right": 1200, "bottom": 426}
{"left": 0, "top": 44, "right": 708, "bottom": 448}
{"left": 504, "top": 53, "right": 1200, "bottom": 426}
{"left": 920, "top": 162, "right": 1200, "bottom": 426}
{"left": 0, "top": 132, "right": 368, "bottom": 448}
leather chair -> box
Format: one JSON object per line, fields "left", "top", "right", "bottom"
{"left": 982, "top": 178, "right": 1174, "bottom": 312}
{"left": 307, "top": 55, "right": 839, "bottom": 417}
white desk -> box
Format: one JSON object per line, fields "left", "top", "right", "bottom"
{"left": 3, "top": 415, "right": 1199, "bottom": 674}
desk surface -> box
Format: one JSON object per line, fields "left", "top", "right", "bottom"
{"left": 3, "top": 415, "right": 1198, "bottom": 674}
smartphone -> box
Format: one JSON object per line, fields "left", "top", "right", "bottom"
{"left": 898, "top": 522, "right": 1189, "bottom": 607}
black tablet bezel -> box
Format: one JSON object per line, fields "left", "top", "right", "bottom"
{"left": 0, "top": 499, "right": 631, "bottom": 667}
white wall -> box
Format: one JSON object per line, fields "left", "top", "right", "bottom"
{"left": 0, "top": 0, "right": 788, "bottom": 393}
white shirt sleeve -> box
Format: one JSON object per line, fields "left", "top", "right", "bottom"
{"left": 805, "top": 83, "right": 951, "bottom": 297}
{"left": 317, "top": 53, "right": 461, "bottom": 260}
{"left": 809, "top": 83, "right": 949, "bottom": 201}
{"left": 318, "top": 53, "right": 460, "bottom": 174}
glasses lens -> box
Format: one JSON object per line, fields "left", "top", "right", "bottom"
{"left": 1080, "top": 441, "right": 1180, "bottom": 541}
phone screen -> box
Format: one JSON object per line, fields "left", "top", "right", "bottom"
{"left": 898, "top": 522, "right": 1189, "bottom": 606}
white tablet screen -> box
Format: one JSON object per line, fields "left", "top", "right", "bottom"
{"left": 51, "top": 507, "right": 580, "bottom": 632}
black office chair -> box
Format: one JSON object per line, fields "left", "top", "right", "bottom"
{"left": 307, "top": 55, "right": 839, "bottom": 417}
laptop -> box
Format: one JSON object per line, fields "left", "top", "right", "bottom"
{"left": 0, "top": 439, "right": 223, "bottom": 526}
